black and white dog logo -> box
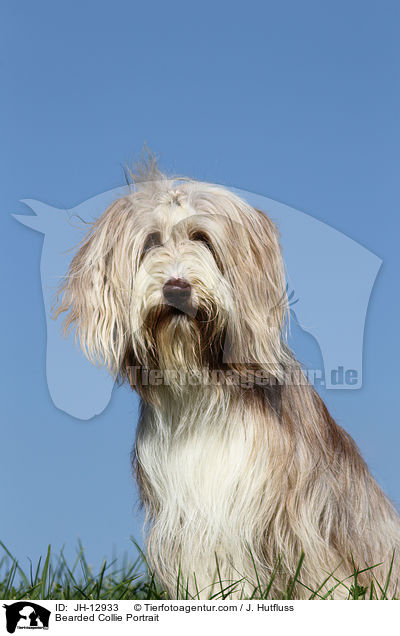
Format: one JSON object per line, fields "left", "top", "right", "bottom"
{"left": 3, "top": 602, "right": 50, "bottom": 633}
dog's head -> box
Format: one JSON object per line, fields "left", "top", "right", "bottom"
{"left": 54, "top": 172, "right": 289, "bottom": 391}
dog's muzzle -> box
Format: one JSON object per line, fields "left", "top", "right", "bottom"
{"left": 163, "top": 277, "right": 192, "bottom": 309}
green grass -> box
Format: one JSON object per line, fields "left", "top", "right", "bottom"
{"left": 0, "top": 541, "right": 397, "bottom": 600}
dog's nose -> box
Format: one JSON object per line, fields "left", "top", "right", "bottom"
{"left": 163, "top": 278, "right": 191, "bottom": 305}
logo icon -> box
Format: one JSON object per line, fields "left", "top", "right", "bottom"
{"left": 3, "top": 602, "right": 51, "bottom": 633}
{"left": 14, "top": 185, "right": 381, "bottom": 418}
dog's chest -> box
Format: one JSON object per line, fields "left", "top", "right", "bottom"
{"left": 136, "top": 395, "right": 268, "bottom": 522}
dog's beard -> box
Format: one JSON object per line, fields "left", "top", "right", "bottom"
{"left": 141, "top": 302, "right": 226, "bottom": 375}
{"left": 124, "top": 295, "right": 229, "bottom": 407}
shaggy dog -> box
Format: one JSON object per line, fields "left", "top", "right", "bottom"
{"left": 55, "top": 160, "right": 400, "bottom": 598}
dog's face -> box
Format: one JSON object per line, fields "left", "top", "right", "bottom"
{"left": 55, "top": 179, "right": 288, "bottom": 387}
{"left": 131, "top": 202, "right": 233, "bottom": 375}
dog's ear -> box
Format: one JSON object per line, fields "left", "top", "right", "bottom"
{"left": 222, "top": 206, "right": 290, "bottom": 377}
{"left": 53, "top": 197, "right": 135, "bottom": 374}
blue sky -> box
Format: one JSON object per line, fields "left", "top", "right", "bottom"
{"left": 1, "top": 1, "right": 399, "bottom": 572}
